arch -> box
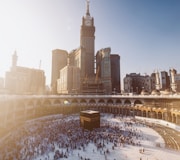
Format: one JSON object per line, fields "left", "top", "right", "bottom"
{"left": 116, "top": 99, "right": 122, "bottom": 105}
{"left": 142, "top": 110, "right": 146, "bottom": 117}
{"left": 162, "top": 112, "right": 168, "bottom": 121}
{"left": 137, "top": 109, "right": 142, "bottom": 116}
{"left": 147, "top": 111, "right": 151, "bottom": 118}
{"left": 134, "top": 100, "right": 142, "bottom": 105}
{"left": 107, "top": 99, "right": 113, "bottom": 104}
{"left": 89, "top": 99, "right": 96, "bottom": 103}
{"left": 172, "top": 113, "right": 176, "bottom": 123}
{"left": 151, "top": 111, "right": 157, "bottom": 119}
{"left": 3, "top": 95, "right": 180, "bottom": 128}
{"left": 98, "top": 99, "right": 105, "bottom": 106}
{"left": 71, "top": 99, "right": 78, "bottom": 104}
{"left": 98, "top": 99, "right": 105, "bottom": 103}
{"left": 157, "top": 112, "right": 162, "bottom": 119}
{"left": 80, "top": 99, "right": 87, "bottom": 104}
{"left": 63, "top": 99, "right": 70, "bottom": 105}
{"left": 124, "top": 99, "right": 131, "bottom": 106}
{"left": 43, "top": 99, "right": 51, "bottom": 106}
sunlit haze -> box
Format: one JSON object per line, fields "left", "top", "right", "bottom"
{"left": 0, "top": 0, "right": 180, "bottom": 86}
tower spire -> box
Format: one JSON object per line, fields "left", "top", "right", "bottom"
{"left": 86, "top": 0, "right": 90, "bottom": 16}
{"left": 12, "top": 50, "right": 18, "bottom": 68}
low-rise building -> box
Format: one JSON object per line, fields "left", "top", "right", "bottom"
{"left": 175, "top": 74, "right": 180, "bottom": 92}
{"left": 5, "top": 51, "right": 46, "bottom": 94}
{"left": 124, "top": 73, "right": 151, "bottom": 94}
{"left": 0, "top": 77, "right": 4, "bottom": 89}
{"left": 57, "top": 65, "right": 80, "bottom": 94}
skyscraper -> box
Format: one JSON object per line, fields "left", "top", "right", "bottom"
{"left": 51, "top": 49, "right": 68, "bottom": 94}
{"left": 96, "top": 48, "right": 112, "bottom": 94}
{"left": 161, "top": 71, "right": 170, "bottom": 90}
{"left": 52, "top": 0, "right": 121, "bottom": 94}
{"left": 80, "top": 0, "right": 95, "bottom": 78}
{"left": 111, "top": 54, "right": 121, "bottom": 93}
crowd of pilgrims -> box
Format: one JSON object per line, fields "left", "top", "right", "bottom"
{"left": 0, "top": 114, "right": 145, "bottom": 160}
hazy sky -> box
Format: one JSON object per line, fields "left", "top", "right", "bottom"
{"left": 0, "top": 0, "right": 180, "bottom": 86}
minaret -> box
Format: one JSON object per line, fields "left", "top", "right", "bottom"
{"left": 12, "top": 51, "right": 18, "bottom": 69}
{"left": 170, "top": 68, "right": 177, "bottom": 92}
{"left": 86, "top": 0, "right": 90, "bottom": 16}
{"left": 155, "top": 70, "right": 161, "bottom": 90}
{"left": 80, "top": 0, "right": 95, "bottom": 79}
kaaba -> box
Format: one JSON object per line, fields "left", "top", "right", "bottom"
{"left": 80, "top": 110, "right": 100, "bottom": 130}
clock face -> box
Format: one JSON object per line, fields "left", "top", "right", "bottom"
{"left": 85, "top": 20, "right": 91, "bottom": 26}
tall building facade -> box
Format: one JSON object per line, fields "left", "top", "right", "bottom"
{"left": 51, "top": 49, "right": 68, "bottom": 94}
{"left": 57, "top": 65, "right": 80, "bottom": 94}
{"left": 52, "top": 0, "right": 121, "bottom": 94}
{"left": 161, "top": 71, "right": 170, "bottom": 90}
{"left": 150, "top": 73, "right": 156, "bottom": 91}
{"left": 68, "top": 47, "right": 86, "bottom": 82}
{"left": 96, "top": 48, "right": 112, "bottom": 94}
{"left": 111, "top": 54, "right": 121, "bottom": 93}
{"left": 80, "top": 0, "right": 95, "bottom": 79}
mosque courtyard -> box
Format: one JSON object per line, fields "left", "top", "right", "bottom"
{"left": 0, "top": 113, "right": 180, "bottom": 160}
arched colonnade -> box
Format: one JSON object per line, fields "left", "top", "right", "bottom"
{"left": 1, "top": 95, "right": 180, "bottom": 131}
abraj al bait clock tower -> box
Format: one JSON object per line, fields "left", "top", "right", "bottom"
{"left": 53, "top": 0, "right": 121, "bottom": 94}
{"left": 80, "top": 0, "right": 95, "bottom": 78}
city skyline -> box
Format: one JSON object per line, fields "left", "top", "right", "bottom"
{"left": 0, "top": 0, "right": 180, "bottom": 86}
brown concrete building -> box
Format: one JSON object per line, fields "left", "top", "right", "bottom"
{"left": 5, "top": 51, "right": 45, "bottom": 94}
